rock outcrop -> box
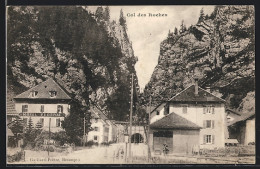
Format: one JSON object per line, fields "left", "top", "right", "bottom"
{"left": 144, "top": 5, "right": 255, "bottom": 114}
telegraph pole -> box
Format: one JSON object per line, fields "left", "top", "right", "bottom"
{"left": 128, "top": 73, "right": 134, "bottom": 162}
{"left": 48, "top": 118, "right": 51, "bottom": 156}
{"left": 147, "top": 95, "right": 152, "bottom": 162}
{"left": 83, "top": 113, "right": 86, "bottom": 147}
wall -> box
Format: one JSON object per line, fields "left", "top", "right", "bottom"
{"left": 15, "top": 101, "right": 70, "bottom": 132}
{"left": 172, "top": 130, "right": 200, "bottom": 154}
{"left": 169, "top": 103, "right": 226, "bottom": 148}
{"left": 245, "top": 117, "right": 255, "bottom": 145}
{"left": 150, "top": 104, "right": 166, "bottom": 124}
{"left": 88, "top": 118, "right": 109, "bottom": 144}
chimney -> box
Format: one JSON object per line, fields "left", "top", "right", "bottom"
{"left": 194, "top": 78, "right": 198, "bottom": 95}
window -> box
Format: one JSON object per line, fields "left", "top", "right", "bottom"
{"left": 40, "top": 105, "right": 44, "bottom": 112}
{"left": 49, "top": 91, "right": 57, "bottom": 97}
{"left": 22, "top": 105, "right": 28, "bottom": 113}
{"left": 31, "top": 91, "right": 38, "bottom": 97}
{"left": 156, "top": 111, "right": 159, "bottom": 115}
{"left": 183, "top": 106, "right": 187, "bottom": 114}
{"left": 204, "top": 135, "right": 215, "bottom": 144}
{"left": 57, "top": 105, "right": 63, "bottom": 113}
{"left": 94, "top": 127, "right": 99, "bottom": 131}
{"left": 95, "top": 118, "right": 98, "bottom": 123}
{"left": 203, "top": 120, "right": 215, "bottom": 129}
{"left": 94, "top": 135, "right": 98, "bottom": 141}
{"left": 203, "top": 106, "right": 215, "bottom": 114}
{"left": 56, "top": 118, "right": 61, "bottom": 127}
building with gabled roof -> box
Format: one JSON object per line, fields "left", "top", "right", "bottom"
{"left": 227, "top": 111, "right": 255, "bottom": 145}
{"left": 13, "top": 78, "right": 72, "bottom": 132}
{"left": 87, "top": 105, "right": 117, "bottom": 144}
{"left": 148, "top": 79, "right": 227, "bottom": 154}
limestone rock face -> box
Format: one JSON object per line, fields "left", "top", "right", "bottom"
{"left": 144, "top": 5, "right": 255, "bottom": 113}
{"left": 7, "top": 6, "right": 138, "bottom": 120}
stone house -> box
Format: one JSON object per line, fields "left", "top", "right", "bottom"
{"left": 13, "top": 78, "right": 72, "bottom": 132}
{"left": 149, "top": 79, "right": 227, "bottom": 154}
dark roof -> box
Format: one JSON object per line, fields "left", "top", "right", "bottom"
{"left": 150, "top": 112, "right": 201, "bottom": 130}
{"left": 169, "top": 85, "right": 225, "bottom": 103}
{"left": 228, "top": 112, "right": 255, "bottom": 126}
{"left": 226, "top": 108, "right": 241, "bottom": 116}
{"left": 14, "top": 78, "right": 71, "bottom": 100}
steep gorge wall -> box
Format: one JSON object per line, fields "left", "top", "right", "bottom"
{"left": 144, "top": 5, "right": 255, "bottom": 113}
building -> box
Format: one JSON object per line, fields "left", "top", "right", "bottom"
{"left": 87, "top": 105, "right": 117, "bottom": 144}
{"left": 13, "top": 78, "right": 71, "bottom": 132}
{"left": 149, "top": 79, "right": 227, "bottom": 154}
{"left": 228, "top": 112, "right": 255, "bottom": 145}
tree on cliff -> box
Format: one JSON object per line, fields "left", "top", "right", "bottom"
{"left": 174, "top": 27, "right": 178, "bottom": 35}
{"left": 119, "top": 9, "right": 127, "bottom": 29}
{"left": 198, "top": 8, "right": 205, "bottom": 23}
{"left": 95, "top": 6, "right": 104, "bottom": 21}
{"left": 103, "top": 6, "right": 110, "bottom": 21}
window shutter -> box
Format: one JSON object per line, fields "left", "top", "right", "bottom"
{"left": 212, "top": 135, "right": 215, "bottom": 144}
{"left": 57, "top": 106, "right": 59, "bottom": 113}
{"left": 203, "top": 107, "right": 206, "bottom": 114}
{"left": 203, "top": 120, "right": 206, "bottom": 128}
{"left": 212, "top": 106, "right": 215, "bottom": 114}
{"left": 22, "top": 106, "right": 24, "bottom": 112}
{"left": 61, "top": 106, "right": 63, "bottom": 113}
{"left": 212, "top": 120, "right": 215, "bottom": 129}
{"left": 203, "top": 135, "right": 206, "bottom": 144}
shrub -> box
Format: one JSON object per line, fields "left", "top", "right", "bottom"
{"left": 100, "top": 142, "right": 110, "bottom": 146}
{"left": 7, "top": 151, "right": 24, "bottom": 162}
{"left": 85, "top": 140, "right": 95, "bottom": 147}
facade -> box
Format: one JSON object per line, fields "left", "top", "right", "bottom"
{"left": 228, "top": 112, "right": 255, "bottom": 145}
{"left": 87, "top": 105, "right": 117, "bottom": 144}
{"left": 149, "top": 80, "right": 227, "bottom": 154}
{"left": 13, "top": 78, "right": 71, "bottom": 132}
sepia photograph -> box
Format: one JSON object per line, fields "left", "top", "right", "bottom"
{"left": 6, "top": 5, "right": 255, "bottom": 165}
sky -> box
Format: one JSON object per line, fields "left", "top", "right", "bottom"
{"left": 88, "top": 6, "right": 215, "bottom": 91}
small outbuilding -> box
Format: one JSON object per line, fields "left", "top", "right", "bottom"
{"left": 150, "top": 112, "right": 201, "bottom": 154}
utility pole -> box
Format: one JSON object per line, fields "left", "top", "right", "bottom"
{"left": 128, "top": 73, "right": 134, "bottom": 162}
{"left": 48, "top": 118, "right": 51, "bottom": 156}
{"left": 147, "top": 95, "right": 152, "bottom": 162}
{"left": 83, "top": 112, "right": 86, "bottom": 147}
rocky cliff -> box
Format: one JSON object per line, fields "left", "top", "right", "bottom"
{"left": 7, "top": 6, "right": 138, "bottom": 121}
{"left": 144, "top": 5, "right": 255, "bottom": 114}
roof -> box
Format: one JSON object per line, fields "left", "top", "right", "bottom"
{"left": 225, "top": 139, "right": 239, "bottom": 144}
{"left": 226, "top": 108, "right": 241, "bottom": 116}
{"left": 168, "top": 85, "right": 225, "bottom": 103}
{"left": 150, "top": 112, "right": 201, "bottom": 130}
{"left": 228, "top": 112, "right": 255, "bottom": 126}
{"left": 90, "top": 105, "right": 108, "bottom": 124}
{"left": 14, "top": 78, "right": 71, "bottom": 100}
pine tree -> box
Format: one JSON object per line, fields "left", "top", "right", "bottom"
{"left": 119, "top": 9, "right": 126, "bottom": 28}
{"left": 104, "top": 6, "right": 110, "bottom": 21}
{"left": 95, "top": 6, "right": 104, "bottom": 20}
{"left": 180, "top": 20, "right": 186, "bottom": 34}
{"left": 198, "top": 8, "right": 205, "bottom": 23}
{"left": 174, "top": 27, "right": 178, "bottom": 35}
{"left": 28, "top": 117, "right": 34, "bottom": 129}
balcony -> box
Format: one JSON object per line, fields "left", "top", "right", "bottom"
{"left": 18, "top": 112, "right": 66, "bottom": 117}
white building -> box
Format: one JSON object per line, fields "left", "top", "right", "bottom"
{"left": 87, "top": 105, "right": 117, "bottom": 144}
{"left": 13, "top": 78, "right": 71, "bottom": 132}
{"left": 149, "top": 80, "right": 227, "bottom": 153}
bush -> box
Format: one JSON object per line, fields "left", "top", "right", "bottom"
{"left": 7, "top": 151, "right": 24, "bottom": 162}
{"left": 85, "top": 140, "right": 95, "bottom": 147}
{"left": 248, "top": 142, "right": 255, "bottom": 145}
{"left": 100, "top": 142, "right": 110, "bottom": 146}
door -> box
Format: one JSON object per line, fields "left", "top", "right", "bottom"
{"left": 153, "top": 131, "right": 173, "bottom": 154}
